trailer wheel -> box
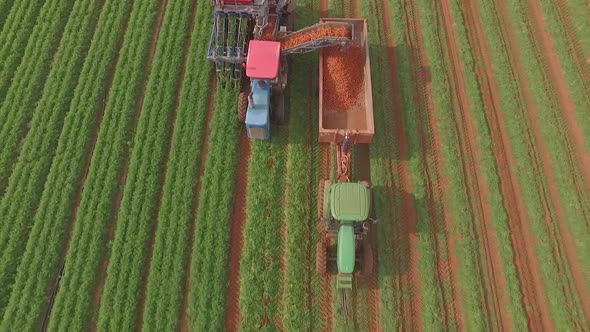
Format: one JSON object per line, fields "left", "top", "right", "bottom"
{"left": 238, "top": 92, "right": 248, "bottom": 123}
{"left": 316, "top": 241, "right": 328, "bottom": 275}
{"left": 362, "top": 244, "right": 374, "bottom": 276}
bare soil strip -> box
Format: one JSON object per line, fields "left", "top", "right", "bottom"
{"left": 400, "top": 0, "right": 460, "bottom": 329}
{"left": 460, "top": 0, "right": 553, "bottom": 329}
{"left": 379, "top": 0, "right": 422, "bottom": 329}
{"left": 438, "top": 0, "right": 512, "bottom": 329}
{"left": 527, "top": 0, "right": 590, "bottom": 190}
{"left": 224, "top": 131, "right": 251, "bottom": 332}
{"left": 88, "top": 0, "right": 169, "bottom": 328}
{"left": 178, "top": 76, "right": 217, "bottom": 332}
{"left": 495, "top": 0, "right": 586, "bottom": 326}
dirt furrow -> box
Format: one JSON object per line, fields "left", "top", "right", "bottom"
{"left": 460, "top": 0, "right": 553, "bottom": 329}
{"left": 494, "top": 0, "right": 587, "bottom": 326}
{"left": 223, "top": 130, "right": 251, "bottom": 332}
{"left": 400, "top": 0, "right": 460, "bottom": 329}
{"left": 88, "top": 0, "right": 169, "bottom": 328}
{"left": 438, "top": 0, "right": 511, "bottom": 329}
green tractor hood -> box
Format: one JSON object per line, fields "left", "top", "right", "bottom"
{"left": 337, "top": 224, "right": 356, "bottom": 274}
{"left": 330, "top": 182, "right": 370, "bottom": 221}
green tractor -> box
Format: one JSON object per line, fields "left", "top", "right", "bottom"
{"left": 316, "top": 180, "right": 375, "bottom": 287}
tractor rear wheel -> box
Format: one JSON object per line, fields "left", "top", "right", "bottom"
{"left": 237, "top": 92, "right": 248, "bottom": 123}
{"left": 362, "top": 243, "right": 374, "bottom": 276}
{"left": 316, "top": 241, "right": 328, "bottom": 275}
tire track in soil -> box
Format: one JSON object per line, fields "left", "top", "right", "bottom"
{"left": 179, "top": 77, "right": 216, "bottom": 332}
{"left": 223, "top": 129, "right": 251, "bottom": 332}
{"left": 461, "top": 0, "right": 554, "bottom": 329}
{"left": 494, "top": 0, "right": 587, "bottom": 327}
{"left": 88, "top": 0, "right": 169, "bottom": 329}
{"left": 379, "top": 0, "right": 421, "bottom": 329}
{"left": 527, "top": 0, "right": 590, "bottom": 189}
{"left": 438, "top": 0, "right": 511, "bottom": 330}
{"left": 401, "top": 0, "right": 459, "bottom": 329}
{"left": 137, "top": 0, "right": 199, "bottom": 328}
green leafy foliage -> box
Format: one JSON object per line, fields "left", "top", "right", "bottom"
{"left": 0, "top": 0, "right": 77, "bottom": 192}
{"left": 187, "top": 86, "right": 241, "bottom": 331}
{"left": 0, "top": 0, "right": 133, "bottom": 328}
{"left": 47, "top": 0, "right": 162, "bottom": 329}
{"left": 0, "top": 0, "right": 47, "bottom": 103}
{"left": 96, "top": 0, "right": 196, "bottom": 330}
{"left": 142, "top": 0, "right": 213, "bottom": 330}
{"left": 0, "top": 0, "right": 104, "bottom": 317}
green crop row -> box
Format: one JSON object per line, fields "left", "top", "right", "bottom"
{"left": 0, "top": 0, "right": 104, "bottom": 316}
{"left": 0, "top": 0, "right": 77, "bottom": 193}
{"left": 0, "top": 0, "right": 133, "bottom": 329}
{"left": 445, "top": 0, "right": 529, "bottom": 328}
{"left": 96, "top": 0, "right": 195, "bottom": 330}
{"left": 186, "top": 86, "right": 241, "bottom": 332}
{"left": 418, "top": 0, "right": 503, "bottom": 329}
{"left": 503, "top": 0, "right": 590, "bottom": 295}
{"left": 0, "top": 0, "right": 14, "bottom": 29}
{"left": 0, "top": 0, "right": 47, "bottom": 103}
{"left": 142, "top": 1, "right": 214, "bottom": 330}
{"left": 47, "top": 0, "right": 163, "bottom": 330}
{"left": 538, "top": 0, "right": 590, "bottom": 148}
{"left": 238, "top": 132, "right": 288, "bottom": 331}
{"left": 477, "top": 0, "right": 582, "bottom": 328}
{"left": 564, "top": 0, "right": 590, "bottom": 60}
{"left": 280, "top": 0, "right": 323, "bottom": 329}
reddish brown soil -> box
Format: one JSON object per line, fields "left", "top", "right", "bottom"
{"left": 319, "top": 0, "right": 328, "bottom": 17}
{"left": 496, "top": 0, "right": 587, "bottom": 327}
{"left": 400, "top": 0, "right": 460, "bottom": 329}
{"left": 323, "top": 46, "right": 364, "bottom": 111}
{"left": 527, "top": 0, "right": 590, "bottom": 191}
{"left": 439, "top": 0, "right": 511, "bottom": 329}
{"left": 179, "top": 79, "right": 217, "bottom": 332}
{"left": 281, "top": 25, "right": 351, "bottom": 50}
{"left": 377, "top": 0, "right": 423, "bottom": 329}
{"left": 224, "top": 131, "right": 251, "bottom": 332}
{"left": 461, "top": 0, "right": 554, "bottom": 329}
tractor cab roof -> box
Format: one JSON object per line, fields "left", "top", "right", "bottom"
{"left": 330, "top": 182, "right": 370, "bottom": 221}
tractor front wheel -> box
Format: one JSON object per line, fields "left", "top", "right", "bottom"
{"left": 362, "top": 243, "right": 375, "bottom": 276}
{"left": 316, "top": 241, "right": 328, "bottom": 275}
{"left": 237, "top": 92, "right": 248, "bottom": 123}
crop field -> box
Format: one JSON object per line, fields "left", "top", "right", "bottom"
{"left": 0, "top": 0, "right": 588, "bottom": 330}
